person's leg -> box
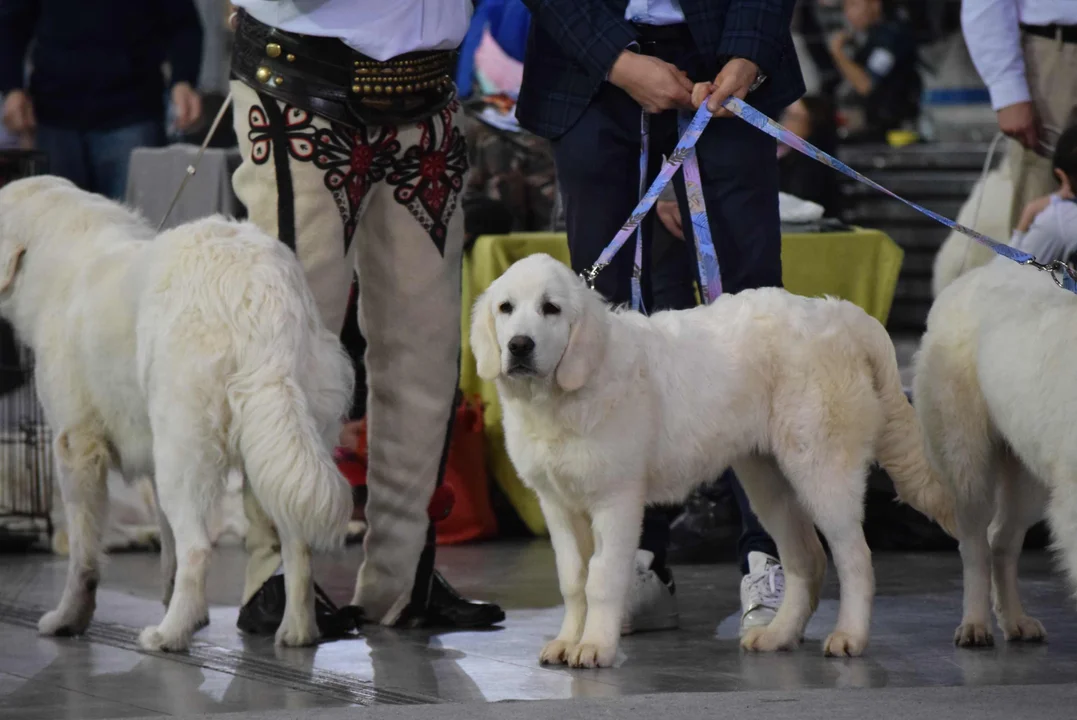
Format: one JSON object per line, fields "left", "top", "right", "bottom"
{"left": 34, "top": 126, "right": 91, "bottom": 191}
{"left": 85, "top": 120, "right": 165, "bottom": 201}
{"left": 552, "top": 83, "right": 647, "bottom": 306}
{"left": 730, "top": 472, "right": 779, "bottom": 573}
{"left": 1009, "top": 33, "right": 1077, "bottom": 231}
{"left": 348, "top": 101, "right": 502, "bottom": 627}
{"left": 681, "top": 110, "right": 786, "bottom": 628}
{"left": 229, "top": 80, "right": 356, "bottom": 632}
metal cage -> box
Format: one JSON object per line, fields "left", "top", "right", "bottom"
{"left": 0, "top": 150, "right": 54, "bottom": 550}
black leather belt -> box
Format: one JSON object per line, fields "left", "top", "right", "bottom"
{"left": 1021, "top": 23, "right": 1077, "bottom": 44}
{"left": 631, "top": 22, "right": 692, "bottom": 45}
{"left": 231, "top": 10, "right": 458, "bottom": 128}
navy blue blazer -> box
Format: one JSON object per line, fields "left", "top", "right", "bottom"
{"left": 516, "top": 0, "right": 805, "bottom": 140}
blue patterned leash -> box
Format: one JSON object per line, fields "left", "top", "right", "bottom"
{"left": 584, "top": 103, "right": 723, "bottom": 307}
{"left": 583, "top": 97, "right": 1077, "bottom": 296}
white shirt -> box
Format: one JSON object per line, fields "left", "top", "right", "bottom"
{"left": 625, "top": 0, "right": 686, "bottom": 26}
{"left": 1011, "top": 195, "right": 1077, "bottom": 263}
{"left": 232, "top": 0, "right": 472, "bottom": 61}
{"left": 962, "top": 0, "right": 1077, "bottom": 110}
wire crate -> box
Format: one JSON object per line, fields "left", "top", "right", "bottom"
{"left": 0, "top": 149, "right": 54, "bottom": 550}
{"left": 0, "top": 347, "right": 54, "bottom": 550}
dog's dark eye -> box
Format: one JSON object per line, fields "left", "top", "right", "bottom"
{"left": 541, "top": 302, "right": 561, "bottom": 316}
{"left": 498, "top": 301, "right": 514, "bottom": 314}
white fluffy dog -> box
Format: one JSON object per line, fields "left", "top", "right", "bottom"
{"left": 470, "top": 254, "right": 955, "bottom": 668}
{"left": 914, "top": 257, "right": 1074, "bottom": 647}
{"left": 0, "top": 176, "right": 354, "bottom": 652}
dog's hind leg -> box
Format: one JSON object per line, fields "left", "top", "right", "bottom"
{"left": 275, "top": 538, "right": 319, "bottom": 647}
{"left": 38, "top": 426, "right": 110, "bottom": 638}
{"left": 990, "top": 457, "right": 1047, "bottom": 642}
{"left": 734, "top": 456, "right": 826, "bottom": 654}
{"left": 1044, "top": 476, "right": 1077, "bottom": 614}
{"left": 537, "top": 493, "right": 593, "bottom": 666}
{"left": 152, "top": 480, "right": 178, "bottom": 610}
{"left": 138, "top": 422, "right": 223, "bottom": 653}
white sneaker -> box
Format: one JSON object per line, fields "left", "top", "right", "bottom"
{"left": 621, "top": 550, "right": 679, "bottom": 636}
{"left": 739, "top": 551, "right": 784, "bottom": 635}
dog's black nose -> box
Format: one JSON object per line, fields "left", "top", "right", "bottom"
{"left": 507, "top": 335, "right": 535, "bottom": 358}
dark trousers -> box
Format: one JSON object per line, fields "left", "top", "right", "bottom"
{"left": 551, "top": 29, "right": 781, "bottom": 575}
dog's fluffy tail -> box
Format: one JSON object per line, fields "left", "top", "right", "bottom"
{"left": 225, "top": 241, "right": 355, "bottom": 553}
{"left": 858, "top": 311, "right": 958, "bottom": 537}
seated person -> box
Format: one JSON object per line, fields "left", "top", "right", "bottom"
{"left": 827, "top": 0, "right": 921, "bottom": 142}
{"left": 1011, "top": 125, "right": 1077, "bottom": 263}
{"left": 778, "top": 96, "right": 842, "bottom": 217}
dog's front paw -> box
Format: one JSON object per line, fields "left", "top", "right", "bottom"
{"left": 539, "top": 639, "right": 574, "bottom": 666}
{"left": 275, "top": 614, "right": 320, "bottom": 648}
{"left": 567, "top": 642, "right": 616, "bottom": 669}
{"left": 740, "top": 626, "right": 800, "bottom": 653}
{"left": 38, "top": 607, "right": 91, "bottom": 637}
{"left": 953, "top": 622, "right": 994, "bottom": 648}
{"left": 823, "top": 630, "right": 867, "bottom": 657}
{"left": 138, "top": 625, "right": 191, "bottom": 653}
{"left": 1000, "top": 615, "right": 1046, "bottom": 643}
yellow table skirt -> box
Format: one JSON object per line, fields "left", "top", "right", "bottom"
{"left": 460, "top": 229, "right": 904, "bottom": 535}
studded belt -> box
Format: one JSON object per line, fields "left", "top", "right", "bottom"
{"left": 231, "top": 9, "right": 458, "bottom": 128}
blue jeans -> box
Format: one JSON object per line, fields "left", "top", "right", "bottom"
{"left": 35, "top": 121, "right": 164, "bottom": 201}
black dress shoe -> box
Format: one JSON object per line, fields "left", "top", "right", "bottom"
{"left": 236, "top": 576, "right": 359, "bottom": 639}
{"left": 393, "top": 570, "right": 505, "bottom": 629}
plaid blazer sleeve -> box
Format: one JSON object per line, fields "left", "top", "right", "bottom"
{"left": 717, "top": 0, "right": 788, "bottom": 77}
{"left": 520, "top": 0, "right": 638, "bottom": 83}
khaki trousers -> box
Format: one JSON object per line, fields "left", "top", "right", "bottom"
{"left": 1008, "top": 32, "right": 1077, "bottom": 231}
{"left": 230, "top": 80, "right": 466, "bottom": 624}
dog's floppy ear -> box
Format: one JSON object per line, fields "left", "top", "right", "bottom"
{"left": 0, "top": 242, "right": 26, "bottom": 295}
{"left": 556, "top": 292, "right": 607, "bottom": 392}
{"left": 470, "top": 291, "right": 502, "bottom": 381}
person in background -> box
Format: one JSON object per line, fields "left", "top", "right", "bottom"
{"left": 962, "top": 0, "right": 1077, "bottom": 233}
{"left": 458, "top": 0, "right": 558, "bottom": 236}
{"left": 827, "top": 0, "right": 921, "bottom": 142}
{"left": 777, "top": 95, "right": 842, "bottom": 217}
{"left": 1011, "top": 124, "right": 1077, "bottom": 263}
{"left": 225, "top": 1, "right": 503, "bottom": 636}
{"left": 517, "top": 0, "right": 800, "bottom": 639}
{"left": 0, "top": 0, "right": 204, "bottom": 201}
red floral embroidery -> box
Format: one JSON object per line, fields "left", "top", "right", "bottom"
{"left": 385, "top": 101, "right": 469, "bottom": 254}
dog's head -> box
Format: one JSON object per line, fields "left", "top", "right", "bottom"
{"left": 0, "top": 175, "right": 77, "bottom": 298}
{"left": 470, "top": 253, "right": 608, "bottom": 392}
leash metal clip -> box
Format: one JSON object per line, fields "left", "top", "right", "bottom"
{"left": 1021, "top": 258, "right": 1077, "bottom": 290}
{"left": 580, "top": 264, "right": 603, "bottom": 290}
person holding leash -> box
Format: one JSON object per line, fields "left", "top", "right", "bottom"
{"left": 516, "top": 0, "right": 802, "bottom": 636}
{"left": 225, "top": 1, "right": 504, "bottom": 636}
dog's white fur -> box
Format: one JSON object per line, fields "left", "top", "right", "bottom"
{"left": 914, "top": 257, "right": 1075, "bottom": 647}
{"left": 0, "top": 177, "right": 354, "bottom": 652}
{"left": 471, "top": 254, "right": 955, "bottom": 668}
{"left": 931, "top": 156, "right": 1013, "bottom": 298}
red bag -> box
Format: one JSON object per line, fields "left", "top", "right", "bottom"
{"left": 335, "top": 396, "right": 498, "bottom": 545}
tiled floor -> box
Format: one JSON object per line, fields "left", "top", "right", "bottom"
{"left": 1, "top": 540, "right": 1075, "bottom": 719}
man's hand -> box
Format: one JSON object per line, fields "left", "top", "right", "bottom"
{"left": 2, "top": 90, "right": 35, "bottom": 134}
{"left": 828, "top": 29, "right": 850, "bottom": 58}
{"left": 171, "top": 82, "right": 203, "bottom": 133}
{"left": 695, "top": 58, "right": 760, "bottom": 117}
{"left": 997, "top": 101, "right": 1039, "bottom": 151}
{"left": 656, "top": 200, "right": 684, "bottom": 240}
{"left": 1016, "top": 193, "right": 1053, "bottom": 233}
{"left": 608, "top": 51, "right": 694, "bottom": 114}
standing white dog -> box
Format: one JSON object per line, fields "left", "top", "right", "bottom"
{"left": 0, "top": 177, "right": 354, "bottom": 652}
{"left": 470, "top": 254, "right": 955, "bottom": 668}
{"left": 914, "top": 257, "right": 1073, "bottom": 647}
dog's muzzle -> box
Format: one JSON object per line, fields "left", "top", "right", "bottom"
{"left": 506, "top": 335, "right": 536, "bottom": 375}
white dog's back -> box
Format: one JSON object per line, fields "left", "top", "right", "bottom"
{"left": 0, "top": 177, "right": 354, "bottom": 650}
